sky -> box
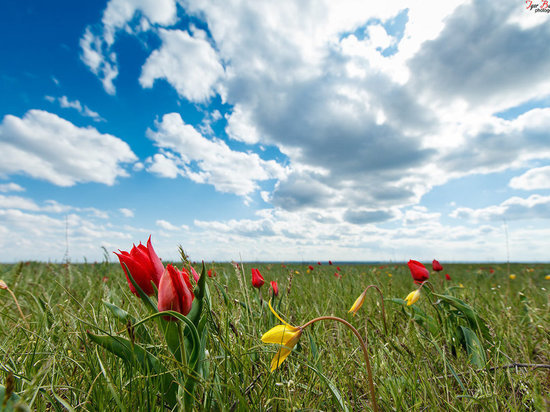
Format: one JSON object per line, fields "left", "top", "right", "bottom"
{"left": 1, "top": 0, "right": 550, "bottom": 263}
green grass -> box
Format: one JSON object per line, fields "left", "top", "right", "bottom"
{"left": 1, "top": 260, "right": 549, "bottom": 411}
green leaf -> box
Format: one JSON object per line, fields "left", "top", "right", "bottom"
{"left": 102, "top": 300, "right": 152, "bottom": 343}
{"left": 86, "top": 331, "right": 177, "bottom": 406}
{"left": 458, "top": 326, "right": 487, "bottom": 368}
{"left": 433, "top": 294, "right": 490, "bottom": 340}
{"left": 305, "top": 364, "right": 349, "bottom": 412}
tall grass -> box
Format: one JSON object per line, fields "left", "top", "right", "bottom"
{"left": 1, "top": 261, "right": 549, "bottom": 410}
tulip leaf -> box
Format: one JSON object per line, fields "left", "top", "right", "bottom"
{"left": 86, "top": 331, "right": 177, "bottom": 406}
{"left": 458, "top": 326, "right": 487, "bottom": 368}
{"left": 305, "top": 364, "right": 349, "bottom": 412}
{"left": 102, "top": 300, "right": 153, "bottom": 343}
{"left": 187, "top": 262, "right": 207, "bottom": 327}
{"left": 433, "top": 294, "right": 490, "bottom": 341}
{"left": 122, "top": 263, "right": 158, "bottom": 314}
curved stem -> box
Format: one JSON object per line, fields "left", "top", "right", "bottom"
{"left": 364, "top": 285, "right": 387, "bottom": 336}
{"left": 301, "top": 316, "right": 378, "bottom": 412}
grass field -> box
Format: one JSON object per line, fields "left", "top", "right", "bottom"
{"left": 1, "top": 259, "right": 549, "bottom": 411}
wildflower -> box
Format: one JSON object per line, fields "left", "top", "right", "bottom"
{"left": 114, "top": 236, "right": 164, "bottom": 296}
{"left": 348, "top": 290, "right": 367, "bottom": 315}
{"left": 445, "top": 273, "right": 451, "bottom": 281}
{"left": 336, "top": 266, "right": 341, "bottom": 272}
{"left": 387, "top": 273, "right": 393, "bottom": 278}
{"left": 294, "top": 270, "right": 300, "bottom": 275}
{"left": 509, "top": 274, "right": 516, "bottom": 280}
{"left": 308, "top": 265, "right": 314, "bottom": 271}
{"left": 432, "top": 259, "right": 443, "bottom": 272}
{"left": 158, "top": 264, "right": 194, "bottom": 320}
{"left": 405, "top": 289, "right": 421, "bottom": 306}
{"left": 334, "top": 272, "right": 341, "bottom": 279}
{"left": 407, "top": 260, "right": 429, "bottom": 284}
{"left": 317, "top": 261, "right": 321, "bottom": 265}
{"left": 545, "top": 275, "right": 550, "bottom": 280}
{"left": 251, "top": 268, "right": 265, "bottom": 288}
{"left": 270, "top": 280, "right": 279, "bottom": 297}
{"left": 329, "top": 260, "right": 333, "bottom": 265}
{"left": 261, "top": 300, "right": 302, "bottom": 371}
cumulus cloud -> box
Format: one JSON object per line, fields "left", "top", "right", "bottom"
{"left": 140, "top": 28, "right": 224, "bottom": 102}
{"left": 450, "top": 194, "right": 550, "bottom": 222}
{"left": 119, "top": 208, "right": 134, "bottom": 217}
{"left": 57, "top": 96, "right": 104, "bottom": 121}
{"left": 80, "top": 0, "right": 178, "bottom": 94}
{"left": 156, "top": 219, "right": 180, "bottom": 231}
{"left": 0, "top": 110, "right": 137, "bottom": 186}
{"left": 0, "top": 183, "right": 25, "bottom": 193}
{"left": 409, "top": 0, "right": 550, "bottom": 112}
{"left": 509, "top": 165, "right": 550, "bottom": 190}
{"left": 146, "top": 113, "right": 287, "bottom": 198}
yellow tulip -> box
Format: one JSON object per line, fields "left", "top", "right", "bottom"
{"left": 348, "top": 290, "right": 367, "bottom": 315}
{"left": 509, "top": 274, "right": 516, "bottom": 280}
{"left": 545, "top": 275, "right": 550, "bottom": 280}
{"left": 261, "top": 300, "right": 303, "bottom": 371}
{"left": 405, "top": 289, "right": 421, "bottom": 306}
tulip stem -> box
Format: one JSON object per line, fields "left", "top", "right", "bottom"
{"left": 300, "top": 316, "right": 378, "bottom": 412}
{"left": 362, "top": 285, "right": 387, "bottom": 336}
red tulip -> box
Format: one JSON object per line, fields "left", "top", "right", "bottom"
{"left": 270, "top": 280, "right": 279, "bottom": 296}
{"left": 336, "top": 266, "right": 341, "bottom": 272}
{"left": 308, "top": 265, "right": 314, "bottom": 271}
{"left": 114, "top": 236, "right": 164, "bottom": 296}
{"left": 251, "top": 268, "right": 264, "bottom": 288}
{"left": 158, "top": 264, "right": 194, "bottom": 320}
{"left": 432, "top": 259, "right": 443, "bottom": 272}
{"left": 329, "top": 260, "right": 333, "bottom": 265}
{"left": 407, "top": 260, "right": 429, "bottom": 284}
{"left": 191, "top": 266, "right": 200, "bottom": 283}
{"left": 317, "top": 261, "right": 321, "bottom": 265}
{"left": 445, "top": 273, "right": 451, "bottom": 281}
{"left": 334, "top": 272, "right": 341, "bottom": 279}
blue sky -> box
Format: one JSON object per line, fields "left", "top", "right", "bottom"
{"left": 1, "top": 0, "right": 550, "bottom": 262}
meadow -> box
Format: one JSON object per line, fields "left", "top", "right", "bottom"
{"left": 1, "top": 257, "right": 549, "bottom": 411}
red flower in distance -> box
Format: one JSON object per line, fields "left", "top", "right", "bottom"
{"left": 317, "top": 261, "right": 321, "bottom": 265}
{"left": 445, "top": 273, "right": 451, "bottom": 281}
{"left": 432, "top": 259, "right": 443, "bottom": 272}
{"left": 329, "top": 260, "right": 333, "bottom": 265}
{"left": 270, "top": 280, "right": 279, "bottom": 296}
{"left": 308, "top": 265, "right": 314, "bottom": 271}
{"left": 251, "top": 268, "right": 265, "bottom": 288}
{"left": 158, "top": 264, "right": 194, "bottom": 320}
{"left": 407, "top": 260, "right": 430, "bottom": 284}
{"left": 336, "top": 266, "right": 341, "bottom": 272}
{"left": 334, "top": 272, "right": 341, "bottom": 279}
{"left": 114, "top": 236, "right": 164, "bottom": 296}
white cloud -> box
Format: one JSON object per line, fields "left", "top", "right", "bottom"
{"left": 146, "top": 113, "right": 287, "bottom": 198}
{"left": 450, "top": 194, "right": 550, "bottom": 222}
{"left": 156, "top": 219, "right": 180, "bottom": 231}
{"left": 80, "top": 0, "right": 178, "bottom": 94}
{"left": 0, "top": 110, "right": 137, "bottom": 186}
{"left": 509, "top": 165, "right": 550, "bottom": 190}
{"left": 146, "top": 153, "right": 180, "bottom": 178}
{"left": 119, "top": 208, "right": 134, "bottom": 217}
{"left": 140, "top": 28, "right": 224, "bottom": 102}
{"left": 0, "top": 183, "right": 25, "bottom": 193}
{"left": 56, "top": 96, "right": 103, "bottom": 121}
